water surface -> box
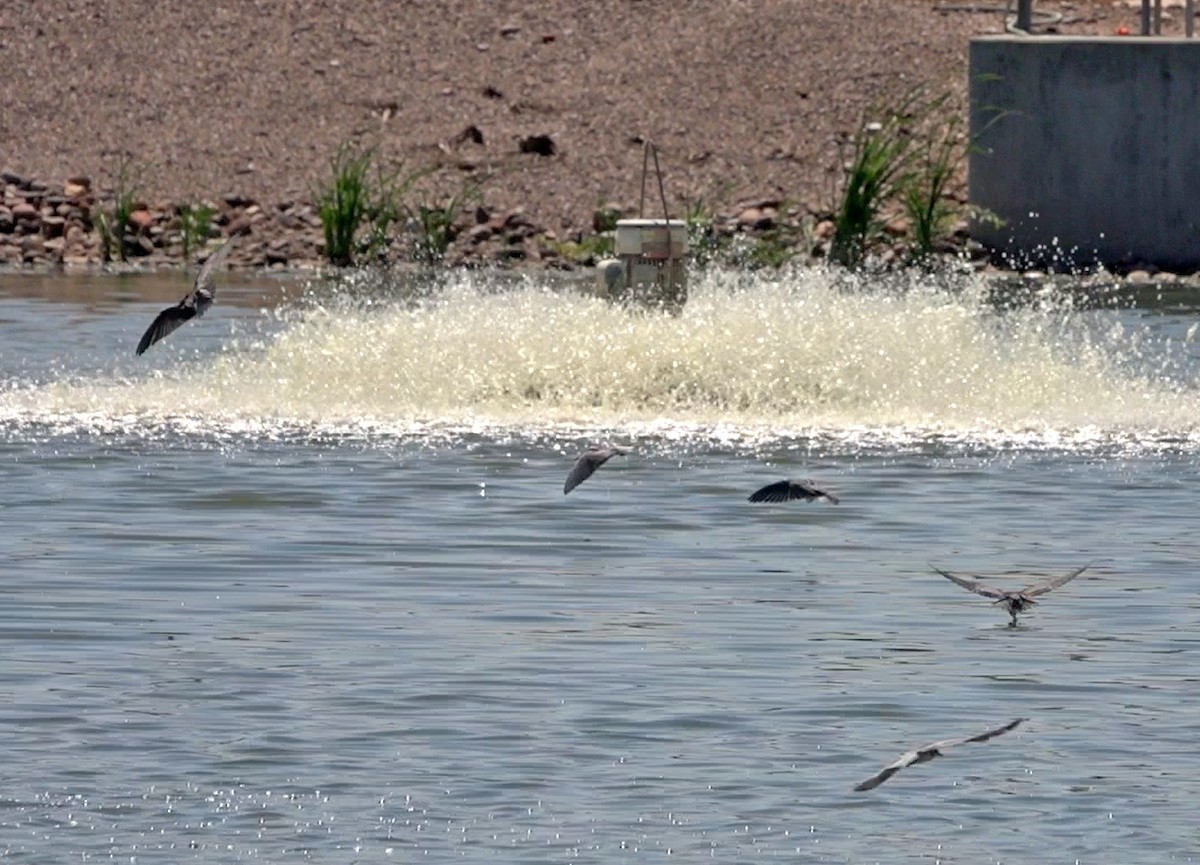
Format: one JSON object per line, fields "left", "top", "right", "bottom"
{"left": 1, "top": 267, "right": 1198, "bottom": 862}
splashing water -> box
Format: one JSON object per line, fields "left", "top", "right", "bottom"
{"left": 3, "top": 268, "right": 1199, "bottom": 450}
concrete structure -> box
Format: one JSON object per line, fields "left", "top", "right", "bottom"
{"left": 595, "top": 219, "right": 688, "bottom": 311}
{"left": 969, "top": 36, "right": 1200, "bottom": 271}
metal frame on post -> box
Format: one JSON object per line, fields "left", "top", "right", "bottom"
{"left": 1015, "top": 0, "right": 1033, "bottom": 33}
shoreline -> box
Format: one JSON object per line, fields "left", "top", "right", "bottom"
{"left": 4, "top": 168, "right": 1197, "bottom": 287}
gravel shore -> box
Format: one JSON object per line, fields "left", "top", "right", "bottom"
{"left": 0, "top": 0, "right": 1153, "bottom": 270}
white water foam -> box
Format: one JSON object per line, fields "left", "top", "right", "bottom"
{"left": 3, "top": 268, "right": 1199, "bottom": 451}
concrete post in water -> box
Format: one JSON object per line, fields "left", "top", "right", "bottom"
{"left": 595, "top": 219, "right": 688, "bottom": 312}
{"left": 1016, "top": 0, "right": 1033, "bottom": 33}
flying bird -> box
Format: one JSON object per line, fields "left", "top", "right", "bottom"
{"left": 933, "top": 563, "right": 1091, "bottom": 626}
{"left": 854, "top": 717, "right": 1026, "bottom": 792}
{"left": 563, "top": 445, "right": 629, "bottom": 495}
{"left": 748, "top": 479, "right": 839, "bottom": 505}
{"left": 135, "top": 233, "right": 237, "bottom": 355}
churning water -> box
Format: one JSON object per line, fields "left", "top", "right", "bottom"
{"left": 1, "top": 266, "right": 1198, "bottom": 863}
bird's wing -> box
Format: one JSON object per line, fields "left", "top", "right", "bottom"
{"left": 135, "top": 303, "right": 197, "bottom": 355}
{"left": 929, "top": 717, "right": 1026, "bottom": 751}
{"left": 932, "top": 566, "right": 1008, "bottom": 600}
{"left": 563, "top": 453, "right": 600, "bottom": 495}
{"left": 748, "top": 475, "right": 825, "bottom": 503}
{"left": 854, "top": 749, "right": 921, "bottom": 791}
{"left": 191, "top": 234, "right": 237, "bottom": 300}
{"left": 796, "top": 481, "right": 839, "bottom": 505}
{"left": 748, "top": 480, "right": 789, "bottom": 503}
{"left": 1022, "top": 564, "right": 1091, "bottom": 597}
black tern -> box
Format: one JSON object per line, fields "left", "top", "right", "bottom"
{"left": 748, "top": 479, "right": 839, "bottom": 505}
{"left": 563, "top": 445, "right": 629, "bottom": 495}
{"left": 933, "top": 563, "right": 1091, "bottom": 626}
{"left": 135, "top": 233, "right": 237, "bottom": 355}
{"left": 854, "top": 717, "right": 1026, "bottom": 792}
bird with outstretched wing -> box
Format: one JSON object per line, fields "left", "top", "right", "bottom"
{"left": 933, "top": 564, "right": 1091, "bottom": 626}
{"left": 854, "top": 717, "right": 1026, "bottom": 791}
{"left": 136, "top": 233, "right": 237, "bottom": 355}
{"left": 748, "top": 479, "right": 839, "bottom": 505}
{"left": 563, "top": 445, "right": 629, "bottom": 495}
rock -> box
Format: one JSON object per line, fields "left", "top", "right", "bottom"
{"left": 1126, "top": 269, "right": 1152, "bottom": 283}
{"left": 883, "top": 216, "right": 910, "bottom": 237}
{"left": 42, "top": 236, "right": 65, "bottom": 254}
{"left": 275, "top": 210, "right": 307, "bottom": 230}
{"left": 737, "top": 207, "right": 775, "bottom": 231}
{"left": 264, "top": 239, "right": 290, "bottom": 265}
{"left": 41, "top": 215, "right": 66, "bottom": 237}
{"left": 125, "top": 235, "right": 155, "bottom": 257}
{"left": 495, "top": 244, "right": 527, "bottom": 261}
{"left": 467, "top": 224, "right": 494, "bottom": 244}
{"left": 0, "top": 207, "right": 12, "bottom": 234}
{"left": 518, "top": 134, "right": 556, "bottom": 156}
{"left": 11, "top": 201, "right": 37, "bottom": 222}
{"left": 452, "top": 124, "right": 485, "bottom": 147}
{"left": 227, "top": 215, "right": 253, "bottom": 236}
{"left": 1, "top": 170, "right": 25, "bottom": 185}
{"left": 128, "top": 209, "right": 155, "bottom": 231}
{"left": 503, "top": 209, "right": 532, "bottom": 229}
{"left": 64, "top": 176, "right": 91, "bottom": 198}
{"left": 505, "top": 225, "right": 538, "bottom": 243}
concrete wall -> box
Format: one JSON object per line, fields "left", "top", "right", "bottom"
{"left": 969, "top": 36, "right": 1200, "bottom": 271}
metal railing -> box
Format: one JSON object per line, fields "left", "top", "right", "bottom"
{"left": 1013, "top": 0, "right": 1194, "bottom": 36}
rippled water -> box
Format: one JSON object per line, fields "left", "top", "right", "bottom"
{"left": 1, "top": 267, "right": 1199, "bottom": 863}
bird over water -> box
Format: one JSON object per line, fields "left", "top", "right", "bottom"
{"left": 135, "top": 233, "right": 237, "bottom": 355}
{"left": 747, "top": 479, "right": 839, "bottom": 505}
{"left": 933, "top": 563, "right": 1092, "bottom": 626}
{"left": 854, "top": 718, "right": 1026, "bottom": 791}
{"left": 563, "top": 445, "right": 629, "bottom": 495}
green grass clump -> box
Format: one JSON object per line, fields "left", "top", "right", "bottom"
{"left": 314, "top": 141, "right": 375, "bottom": 266}
{"left": 681, "top": 193, "right": 722, "bottom": 268}
{"left": 830, "top": 90, "right": 926, "bottom": 269}
{"left": 409, "top": 180, "right": 481, "bottom": 265}
{"left": 831, "top": 87, "right": 986, "bottom": 270}
{"left": 93, "top": 154, "right": 142, "bottom": 263}
{"left": 548, "top": 233, "right": 615, "bottom": 265}
{"left": 177, "top": 202, "right": 216, "bottom": 261}
{"left": 592, "top": 200, "right": 622, "bottom": 234}
{"left": 313, "top": 139, "right": 447, "bottom": 266}
{"left": 900, "top": 92, "right": 964, "bottom": 265}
